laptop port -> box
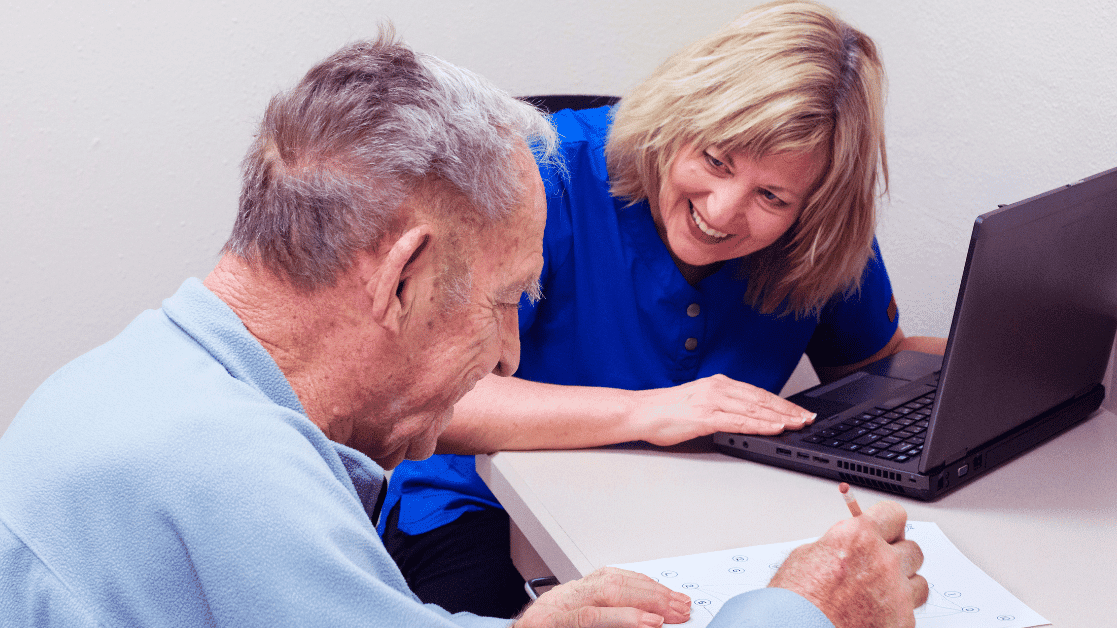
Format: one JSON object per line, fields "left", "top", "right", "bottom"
{"left": 776, "top": 448, "right": 792, "bottom": 457}
{"left": 797, "top": 452, "right": 810, "bottom": 460}
{"left": 813, "top": 456, "right": 830, "bottom": 464}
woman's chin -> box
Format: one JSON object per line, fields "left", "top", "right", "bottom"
{"left": 672, "top": 241, "right": 735, "bottom": 267}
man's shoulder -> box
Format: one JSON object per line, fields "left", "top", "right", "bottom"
{"left": 0, "top": 323, "right": 384, "bottom": 626}
{"left": 0, "top": 520, "right": 103, "bottom": 628}
{"left": 0, "top": 279, "right": 328, "bottom": 531}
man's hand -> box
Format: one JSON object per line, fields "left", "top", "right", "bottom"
{"left": 630, "top": 374, "right": 816, "bottom": 446}
{"left": 514, "top": 567, "right": 692, "bottom": 628}
{"left": 768, "top": 501, "right": 928, "bottom": 628}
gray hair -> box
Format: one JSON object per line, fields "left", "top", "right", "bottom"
{"left": 225, "top": 27, "right": 557, "bottom": 289}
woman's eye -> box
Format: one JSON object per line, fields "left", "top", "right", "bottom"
{"left": 704, "top": 151, "right": 726, "bottom": 169}
{"left": 760, "top": 189, "right": 788, "bottom": 206}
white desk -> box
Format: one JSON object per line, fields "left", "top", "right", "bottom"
{"left": 477, "top": 403, "right": 1117, "bottom": 627}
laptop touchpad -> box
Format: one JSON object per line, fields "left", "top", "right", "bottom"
{"left": 807, "top": 372, "right": 910, "bottom": 405}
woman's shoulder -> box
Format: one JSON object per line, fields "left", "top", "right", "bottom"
{"left": 543, "top": 105, "right": 613, "bottom": 191}
{"left": 549, "top": 105, "right": 613, "bottom": 151}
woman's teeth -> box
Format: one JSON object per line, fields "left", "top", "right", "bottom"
{"left": 691, "top": 207, "right": 730, "bottom": 239}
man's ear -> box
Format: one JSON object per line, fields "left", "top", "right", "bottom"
{"left": 368, "top": 225, "right": 432, "bottom": 334}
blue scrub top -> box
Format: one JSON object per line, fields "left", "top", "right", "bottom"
{"left": 383, "top": 106, "right": 899, "bottom": 536}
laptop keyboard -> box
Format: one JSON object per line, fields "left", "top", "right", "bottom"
{"left": 800, "top": 380, "right": 939, "bottom": 464}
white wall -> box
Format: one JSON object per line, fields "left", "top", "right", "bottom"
{"left": 3, "top": 0, "right": 1115, "bottom": 434}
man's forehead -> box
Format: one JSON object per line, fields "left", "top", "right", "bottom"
{"left": 481, "top": 220, "right": 542, "bottom": 281}
{"left": 479, "top": 190, "right": 545, "bottom": 297}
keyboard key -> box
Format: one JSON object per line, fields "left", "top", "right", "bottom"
{"left": 837, "top": 429, "right": 869, "bottom": 442}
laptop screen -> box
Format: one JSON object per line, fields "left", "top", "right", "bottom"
{"left": 922, "top": 167, "right": 1117, "bottom": 471}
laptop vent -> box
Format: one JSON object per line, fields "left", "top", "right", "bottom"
{"left": 838, "top": 469, "right": 907, "bottom": 495}
{"left": 835, "top": 460, "right": 903, "bottom": 482}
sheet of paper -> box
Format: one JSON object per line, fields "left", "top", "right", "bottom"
{"left": 611, "top": 521, "right": 1048, "bottom": 628}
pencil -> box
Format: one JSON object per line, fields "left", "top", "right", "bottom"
{"left": 838, "top": 482, "right": 862, "bottom": 517}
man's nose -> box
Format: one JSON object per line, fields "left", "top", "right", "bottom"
{"left": 491, "top": 310, "right": 520, "bottom": 377}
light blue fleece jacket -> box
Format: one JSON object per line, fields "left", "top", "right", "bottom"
{"left": 0, "top": 279, "right": 508, "bottom": 627}
{"left": 0, "top": 278, "right": 831, "bottom": 627}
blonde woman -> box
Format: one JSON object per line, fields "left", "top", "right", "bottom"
{"left": 383, "top": 0, "right": 944, "bottom": 618}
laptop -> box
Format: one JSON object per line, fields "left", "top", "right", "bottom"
{"left": 714, "top": 166, "right": 1117, "bottom": 500}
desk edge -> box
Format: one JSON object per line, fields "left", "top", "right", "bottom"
{"left": 476, "top": 453, "right": 596, "bottom": 582}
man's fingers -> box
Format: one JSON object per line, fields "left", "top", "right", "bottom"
{"left": 571, "top": 569, "right": 691, "bottom": 624}
{"left": 910, "top": 574, "right": 930, "bottom": 608}
{"left": 858, "top": 500, "right": 910, "bottom": 544}
{"left": 893, "top": 538, "right": 925, "bottom": 577}
{"left": 551, "top": 606, "right": 666, "bottom": 628}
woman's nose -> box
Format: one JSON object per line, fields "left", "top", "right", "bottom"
{"left": 703, "top": 181, "right": 750, "bottom": 226}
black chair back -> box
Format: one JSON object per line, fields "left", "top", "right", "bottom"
{"left": 519, "top": 94, "right": 619, "bottom": 114}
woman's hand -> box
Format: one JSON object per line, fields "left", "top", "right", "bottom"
{"left": 629, "top": 374, "right": 815, "bottom": 446}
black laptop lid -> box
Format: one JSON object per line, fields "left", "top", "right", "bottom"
{"left": 920, "top": 167, "right": 1117, "bottom": 472}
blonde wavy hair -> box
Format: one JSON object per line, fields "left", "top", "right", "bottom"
{"left": 606, "top": 0, "right": 887, "bottom": 316}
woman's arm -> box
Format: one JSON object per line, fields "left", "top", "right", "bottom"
{"left": 435, "top": 371, "right": 818, "bottom": 455}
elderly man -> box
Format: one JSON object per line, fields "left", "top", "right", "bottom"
{"left": 0, "top": 31, "right": 925, "bottom": 628}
